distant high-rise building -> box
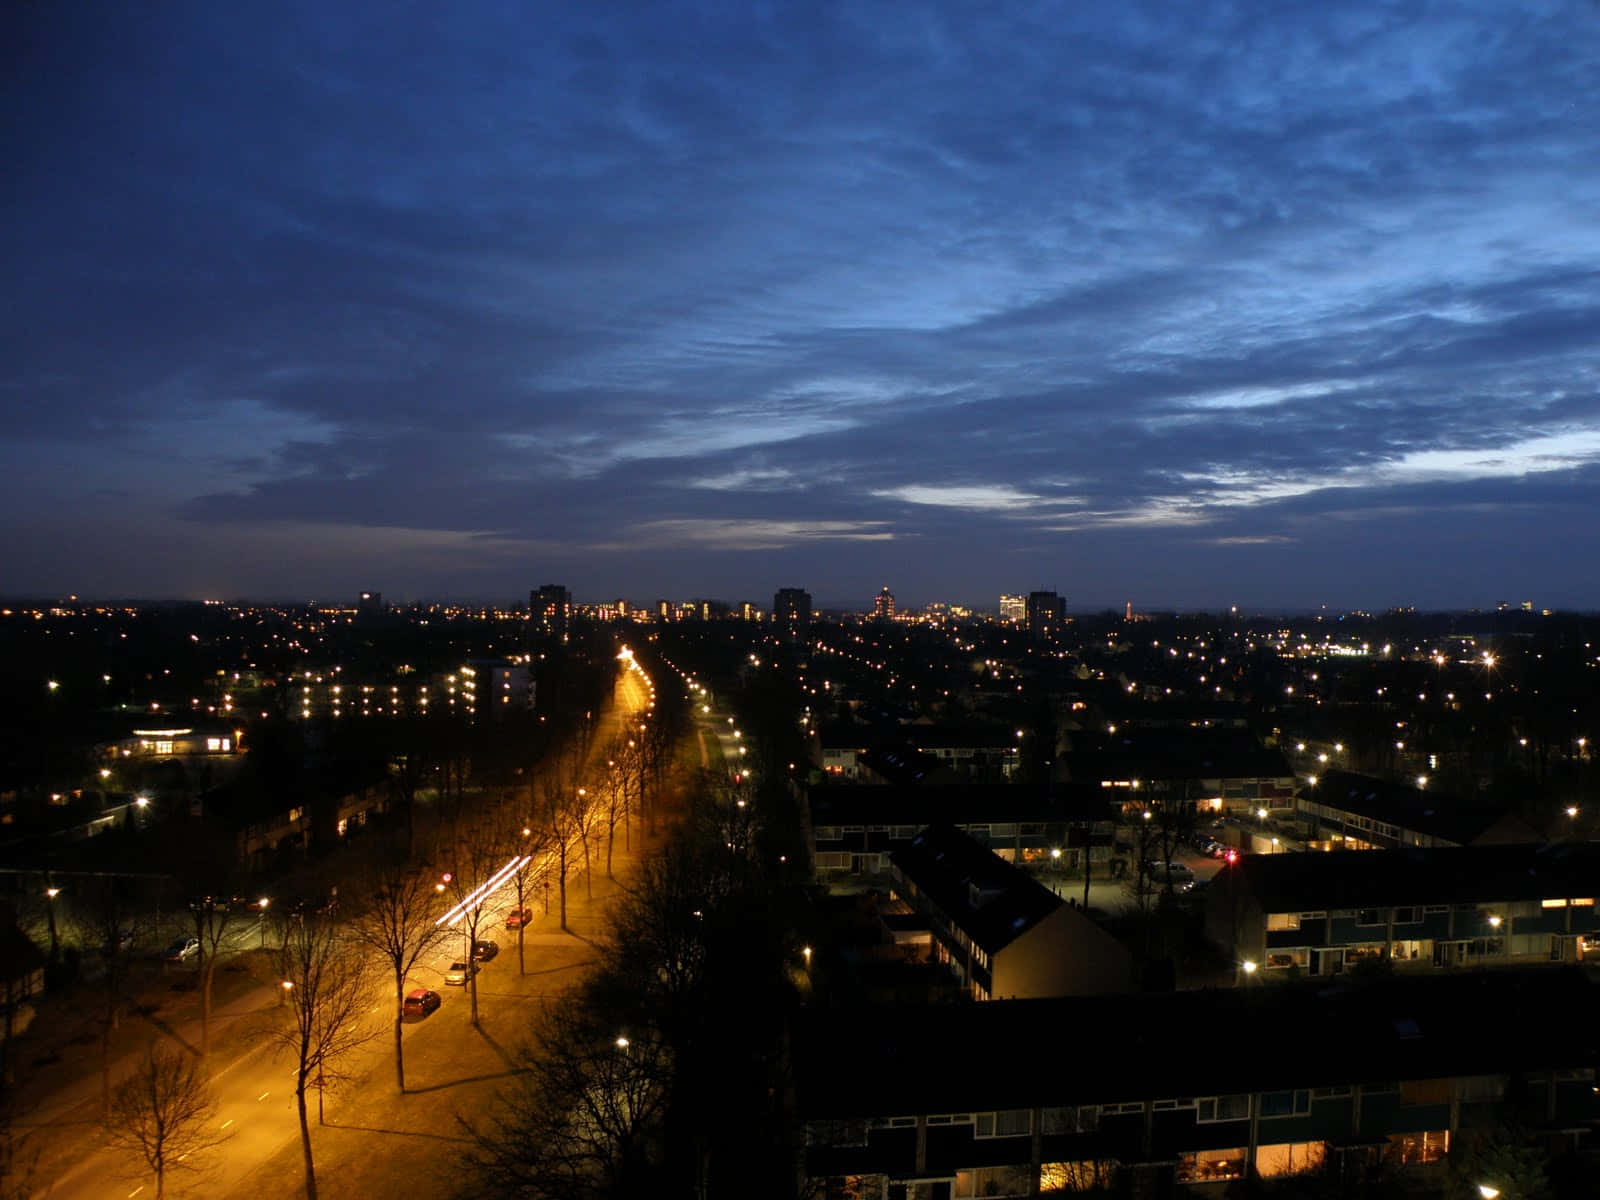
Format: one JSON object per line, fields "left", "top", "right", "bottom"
{"left": 999, "top": 594, "right": 1026, "bottom": 624}
{"left": 656, "top": 600, "right": 671, "bottom": 621}
{"left": 741, "top": 601, "right": 761, "bottom": 621}
{"left": 1026, "top": 590, "right": 1065, "bottom": 639}
{"left": 531, "top": 584, "right": 572, "bottom": 644}
{"left": 773, "top": 587, "right": 811, "bottom": 642}
{"left": 358, "top": 590, "right": 383, "bottom": 613}
{"left": 874, "top": 586, "right": 896, "bottom": 620}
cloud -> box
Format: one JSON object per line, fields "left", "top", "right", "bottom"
{"left": 5, "top": 0, "right": 1600, "bottom": 605}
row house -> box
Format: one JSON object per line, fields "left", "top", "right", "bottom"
{"left": 1063, "top": 731, "right": 1296, "bottom": 817}
{"left": 809, "top": 785, "right": 1116, "bottom": 879}
{"left": 888, "top": 825, "right": 1131, "bottom": 1000}
{"left": 795, "top": 969, "right": 1600, "bottom": 1198}
{"left": 1297, "top": 769, "right": 1542, "bottom": 851}
{"left": 1206, "top": 842, "right": 1600, "bottom": 976}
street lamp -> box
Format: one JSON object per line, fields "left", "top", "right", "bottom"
{"left": 44, "top": 886, "right": 60, "bottom": 961}
{"left": 257, "top": 897, "right": 270, "bottom": 946}
{"left": 1478, "top": 1187, "right": 1500, "bottom": 1199}
{"left": 280, "top": 979, "right": 294, "bottom": 1007}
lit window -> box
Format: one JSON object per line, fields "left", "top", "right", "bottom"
{"left": 1256, "top": 1142, "right": 1325, "bottom": 1177}
{"left": 1177, "top": 1148, "right": 1246, "bottom": 1182}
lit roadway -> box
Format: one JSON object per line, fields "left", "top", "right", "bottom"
{"left": 33, "top": 655, "right": 657, "bottom": 1200}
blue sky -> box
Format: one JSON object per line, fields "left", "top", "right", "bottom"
{"left": 4, "top": 1, "right": 1599, "bottom": 610}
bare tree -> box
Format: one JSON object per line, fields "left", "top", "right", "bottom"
{"left": 105, "top": 1046, "right": 226, "bottom": 1200}
{"left": 601, "top": 748, "right": 629, "bottom": 876}
{"left": 504, "top": 815, "right": 552, "bottom": 975}
{"left": 188, "top": 894, "right": 241, "bottom": 1058}
{"left": 276, "top": 907, "right": 375, "bottom": 1200}
{"left": 573, "top": 784, "right": 599, "bottom": 901}
{"left": 539, "top": 776, "right": 584, "bottom": 933}
{"left": 439, "top": 813, "right": 510, "bottom": 1026}
{"left": 350, "top": 866, "right": 449, "bottom": 1093}
{"left": 70, "top": 878, "right": 134, "bottom": 1115}
{"left": 464, "top": 997, "right": 669, "bottom": 1200}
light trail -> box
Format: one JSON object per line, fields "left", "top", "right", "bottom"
{"left": 435, "top": 854, "right": 531, "bottom": 927}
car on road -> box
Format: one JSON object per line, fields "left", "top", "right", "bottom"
{"left": 504, "top": 908, "right": 533, "bottom": 930}
{"left": 472, "top": 939, "right": 499, "bottom": 962}
{"left": 444, "top": 961, "right": 478, "bottom": 986}
{"left": 402, "top": 988, "right": 441, "bottom": 1018}
{"left": 163, "top": 936, "right": 199, "bottom": 962}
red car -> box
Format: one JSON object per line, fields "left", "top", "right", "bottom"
{"left": 402, "top": 988, "right": 441, "bottom": 1018}
{"left": 504, "top": 907, "right": 533, "bottom": 929}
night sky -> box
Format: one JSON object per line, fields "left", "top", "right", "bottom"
{"left": 5, "top": 2, "right": 1598, "bottom": 610}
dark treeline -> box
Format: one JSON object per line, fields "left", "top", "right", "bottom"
{"left": 465, "top": 758, "right": 809, "bottom": 1198}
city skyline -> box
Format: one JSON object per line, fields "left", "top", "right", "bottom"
{"left": 6, "top": 2, "right": 1599, "bottom": 609}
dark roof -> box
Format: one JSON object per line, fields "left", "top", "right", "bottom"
{"left": 810, "top": 783, "right": 1114, "bottom": 826}
{"left": 900, "top": 723, "right": 1022, "bottom": 750}
{"left": 1223, "top": 841, "right": 1600, "bottom": 910}
{"left": 888, "top": 824, "right": 1062, "bottom": 955}
{"left": 793, "top": 968, "right": 1599, "bottom": 1118}
{"left": 1065, "top": 730, "right": 1292, "bottom": 784}
{"left": 857, "top": 744, "right": 946, "bottom": 785}
{"left": 1306, "top": 769, "right": 1536, "bottom": 845}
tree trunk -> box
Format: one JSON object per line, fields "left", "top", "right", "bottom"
{"left": 297, "top": 1077, "right": 318, "bottom": 1200}
{"left": 607, "top": 818, "right": 615, "bottom": 878}
{"left": 393, "top": 974, "right": 406, "bottom": 1093}
{"left": 469, "top": 963, "right": 479, "bottom": 1026}
{"left": 559, "top": 844, "right": 569, "bottom": 932}
{"left": 517, "top": 925, "right": 525, "bottom": 976}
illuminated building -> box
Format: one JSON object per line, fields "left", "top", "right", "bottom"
{"left": 530, "top": 584, "right": 571, "bottom": 644}
{"left": 1026, "top": 590, "right": 1065, "bottom": 638}
{"left": 774, "top": 587, "right": 811, "bottom": 642}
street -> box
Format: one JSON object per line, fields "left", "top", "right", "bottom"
{"left": 26, "top": 661, "right": 660, "bottom": 1200}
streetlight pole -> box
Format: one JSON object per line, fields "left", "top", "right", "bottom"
{"left": 44, "top": 883, "right": 61, "bottom": 963}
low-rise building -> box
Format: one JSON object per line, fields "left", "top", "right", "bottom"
{"left": 888, "top": 824, "right": 1132, "bottom": 1000}
{"left": 809, "top": 784, "right": 1116, "bottom": 879}
{"left": 1064, "top": 730, "right": 1296, "bottom": 816}
{"left": 795, "top": 969, "right": 1600, "bottom": 1197}
{"left": 1206, "top": 842, "right": 1600, "bottom": 977}
{"left": 1298, "top": 769, "right": 1542, "bottom": 850}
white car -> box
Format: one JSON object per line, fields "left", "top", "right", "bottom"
{"left": 444, "top": 960, "right": 477, "bottom": 986}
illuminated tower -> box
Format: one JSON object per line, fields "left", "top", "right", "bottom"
{"left": 773, "top": 588, "right": 811, "bottom": 642}
{"left": 874, "top": 586, "right": 895, "bottom": 620}
{"left": 530, "top": 584, "right": 572, "bottom": 644}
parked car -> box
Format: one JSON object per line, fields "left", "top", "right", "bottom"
{"left": 504, "top": 908, "right": 533, "bottom": 930}
{"left": 472, "top": 939, "right": 499, "bottom": 963}
{"left": 402, "top": 988, "right": 441, "bottom": 1018}
{"left": 444, "top": 961, "right": 477, "bottom": 986}
{"left": 164, "top": 936, "right": 199, "bottom": 962}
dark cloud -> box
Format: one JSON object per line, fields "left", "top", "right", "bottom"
{"left": 4, "top": 0, "right": 1599, "bottom": 606}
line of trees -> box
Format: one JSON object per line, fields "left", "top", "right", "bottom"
{"left": 464, "top": 778, "right": 809, "bottom": 1198}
